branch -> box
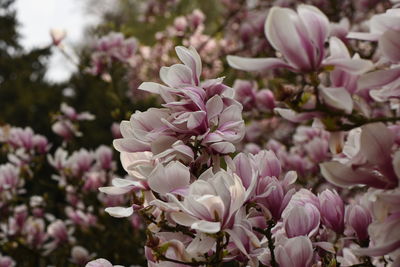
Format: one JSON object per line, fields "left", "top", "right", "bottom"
{"left": 254, "top": 220, "right": 278, "bottom": 267}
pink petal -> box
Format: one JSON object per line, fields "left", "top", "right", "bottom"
{"left": 274, "top": 108, "right": 318, "bottom": 123}
{"left": 319, "top": 87, "right": 353, "bottom": 114}
{"left": 297, "top": 4, "right": 329, "bottom": 61}
{"left": 359, "top": 122, "right": 394, "bottom": 166}
{"left": 379, "top": 29, "right": 400, "bottom": 62}
{"left": 265, "top": 7, "right": 311, "bottom": 70}
{"left": 320, "top": 161, "right": 391, "bottom": 189}
{"left": 210, "top": 142, "right": 235, "bottom": 154}
{"left": 175, "top": 46, "right": 202, "bottom": 85}
{"left": 357, "top": 67, "right": 400, "bottom": 91}
{"left": 113, "top": 138, "right": 150, "bottom": 153}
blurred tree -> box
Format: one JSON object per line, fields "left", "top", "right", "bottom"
{"left": 0, "top": 0, "right": 63, "bottom": 136}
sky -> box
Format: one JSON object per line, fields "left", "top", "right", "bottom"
{"left": 15, "top": 0, "right": 100, "bottom": 82}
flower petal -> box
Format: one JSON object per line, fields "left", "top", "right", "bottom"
{"left": 319, "top": 87, "right": 353, "bottom": 114}
{"left": 227, "top": 56, "right": 292, "bottom": 72}
{"left": 105, "top": 206, "right": 133, "bottom": 218}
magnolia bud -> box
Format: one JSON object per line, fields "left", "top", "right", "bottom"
{"left": 319, "top": 189, "right": 344, "bottom": 233}
{"left": 256, "top": 89, "right": 275, "bottom": 111}
{"left": 345, "top": 204, "right": 372, "bottom": 241}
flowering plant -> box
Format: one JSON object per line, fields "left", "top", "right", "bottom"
{"left": 2, "top": 0, "right": 400, "bottom": 266}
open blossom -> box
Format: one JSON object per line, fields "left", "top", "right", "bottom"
{"left": 89, "top": 32, "right": 138, "bottom": 75}
{"left": 7, "top": 127, "right": 49, "bottom": 153}
{"left": 114, "top": 46, "right": 244, "bottom": 158}
{"left": 348, "top": 8, "right": 400, "bottom": 62}
{"left": 227, "top": 5, "right": 372, "bottom": 74}
{"left": 321, "top": 123, "right": 399, "bottom": 189}
{"left": 231, "top": 150, "right": 296, "bottom": 220}
{"left": 152, "top": 169, "right": 246, "bottom": 234}
{"left": 0, "top": 163, "right": 21, "bottom": 193}
{"left": 52, "top": 103, "right": 94, "bottom": 141}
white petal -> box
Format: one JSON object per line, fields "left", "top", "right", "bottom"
{"left": 191, "top": 220, "right": 221, "bottom": 234}
{"left": 105, "top": 207, "right": 133, "bottom": 218}
{"left": 113, "top": 138, "right": 150, "bottom": 153}
{"left": 319, "top": 87, "right": 353, "bottom": 114}
{"left": 210, "top": 142, "right": 235, "bottom": 154}
{"left": 99, "top": 186, "right": 132, "bottom": 195}
{"left": 227, "top": 56, "right": 292, "bottom": 72}
{"left": 323, "top": 58, "right": 373, "bottom": 75}
{"left": 170, "top": 211, "right": 198, "bottom": 227}
{"left": 357, "top": 67, "right": 400, "bottom": 91}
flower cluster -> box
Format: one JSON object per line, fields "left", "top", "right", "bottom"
{"left": 87, "top": 1, "right": 400, "bottom": 266}
{"left": 3, "top": 0, "right": 400, "bottom": 266}
{"left": 0, "top": 106, "right": 143, "bottom": 266}
{"left": 88, "top": 32, "right": 138, "bottom": 77}
{"left": 52, "top": 103, "right": 95, "bottom": 141}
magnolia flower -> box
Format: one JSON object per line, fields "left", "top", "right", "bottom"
{"left": 345, "top": 204, "right": 372, "bottom": 241}
{"left": 0, "top": 254, "right": 15, "bottom": 267}
{"left": 319, "top": 189, "right": 344, "bottom": 233}
{"left": 146, "top": 233, "right": 215, "bottom": 265}
{"left": 115, "top": 46, "right": 244, "bottom": 157}
{"left": 348, "top": 8, "right": 400, "bottom": 62}
{"left": 70, "top": 246, "right": 94, "bottom": 265}
{"left": 103, "top": 159, "right": 186, "bottom": 212}
{"left": 321, "top": 123, "right": 398, "bottom": 189}
{"left": 152, "top": 169, "right": 246, "bottom": 234}
{"left": 230, "top": 150, "right": 296, "bottom": 220}
{"left": 233, "top": 80, "right": 275, "bottom": 112}
{"left": 225, "top": 211, "right": 264, "bottom": 266}
{"left": 275, "top": 236, "right": 314, "bottom": 267}
{"left": 283, "top": 203, "right": 320, "bottom": 237}
{"left": 0, "top": 163, "right": 20, "bottom": 192}
{"left": 86, "top": 258, "right": 123, "bottom": 267}
{"left": 50, "top": 28, "right": 66, "bottom": 46}
{"left": 228, "top": 5, "right": 372, "bottom": 74}
{"left": 354, "top": 212, "right": 400, "bottom": 258}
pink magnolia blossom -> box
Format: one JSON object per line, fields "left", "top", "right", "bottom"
{"left": 86, "top": 258, "right": 123, "bottom": 267}
{"left": 348, "top": 8, "right": 400, "bottom": 62}
{"left": 318, "top": 189, "right": 344, "bottom": 233}
{"left": 228, "top": 5, "right": 372, "bottom": 74}
{"left": 114, "top": 46, "right": 244, "bottom": 157}
{"left": 275, "top": 236, "right": 314, "bottom": 267}
{"left": 152, "top": 169, "right": 246, "bottom": 234}
{"left": 71, "top": 246, "right": 94, "bottom": 266}
{"left": 321, "top": 123, "right": 398, "bottom": 189}
{"left": 345, "top": 203, "right": 372, "bottom": 241}
{"left": 283, "top": 203, "right": 320, "bottom": 237}
{"left": 0, "top": 254, "right": 15, "bottom": 267}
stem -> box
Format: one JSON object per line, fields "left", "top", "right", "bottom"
{"left": 212, "top": 232, "right": 225, "bottom": 267}
{"left": 254, "top": 220, "right": 278, "bottom": 267}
